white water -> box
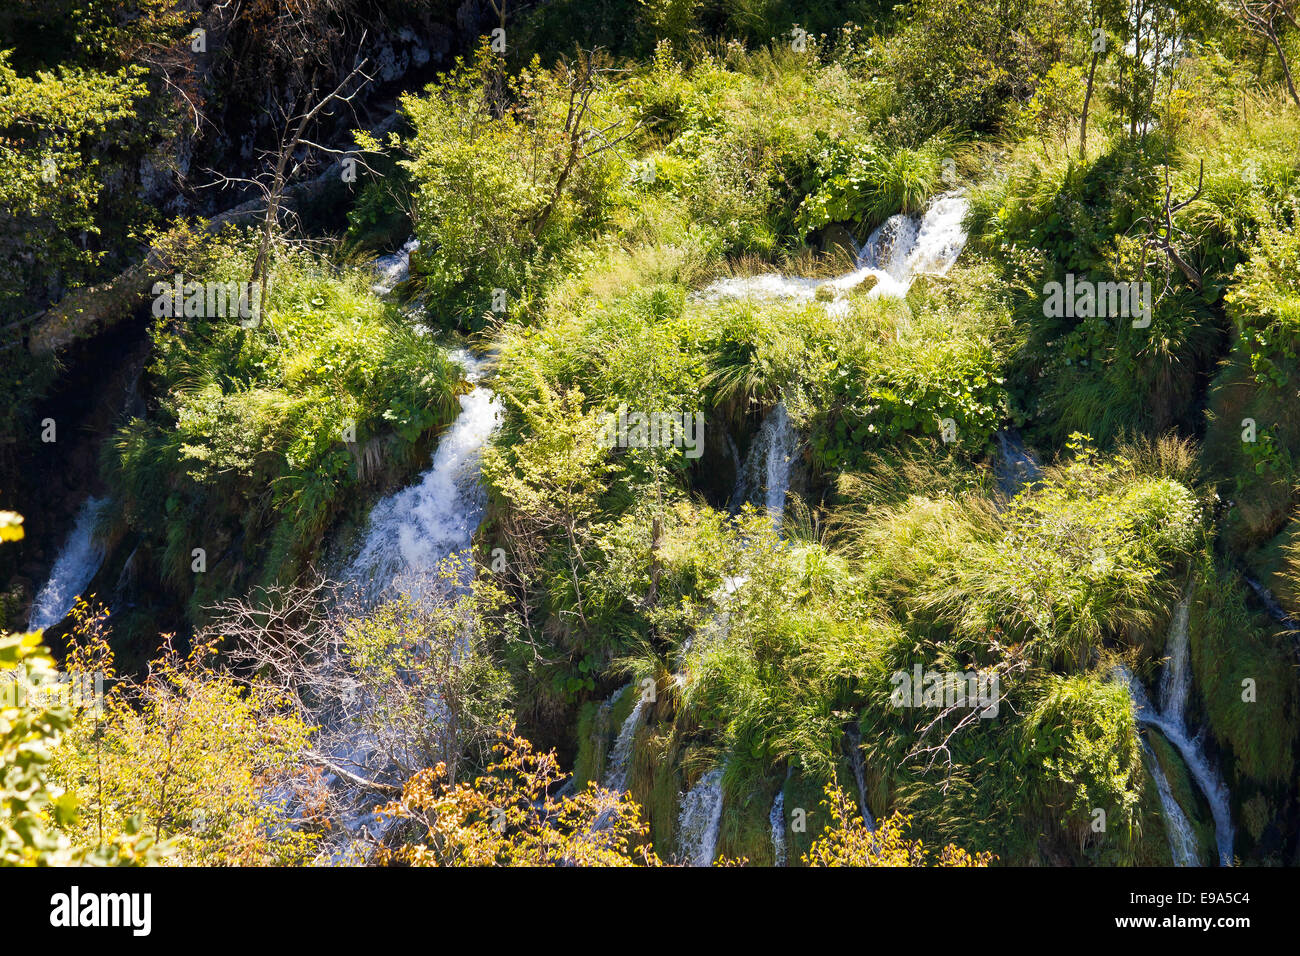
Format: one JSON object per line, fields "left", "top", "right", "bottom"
{"left": 370, "top": 237, "right": 419, "bottom": 296}
{"left": 28, "top": 496, "right": 108, "bottom": 631}
{"left": 769, "top": 791, "right": 787, "bottom": 867}
{"left": 1119, "top": 595, "right": 1236, "bottom": 866}
{"left": 1140, "top": 738, "right": 1200, "bottom": 866}
{"left": 677, "top": 768, "right": 725, "bottom": 866}
{"left": 729, "top": 402, "right": 798, "bottom": 525}
{"left": 695, "top": 191, "right": 970, "bottom": 312}
{"left": 604, "top": 686, "right": 650, "bottom": 793}
{"left": 683, "top": 195, "right": 971, "bottom": 862}
{"left": 345, "top": 349, "right": 502, "bottom": 601}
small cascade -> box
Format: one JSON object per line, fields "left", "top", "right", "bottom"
{"left": 1157, "top": 595, "right": 1193, "bottom": 727}
{"left": 994, "top": 429, "right": 1042, "bottom": 499}
{"left": 844, "top": 726, "right": 876, "bottom": 831}
{"left": 604, "top": 686, "right": 650, "bottom": 794}
{"left": 769, "top": 790, "right": 787, "bottom": 867}
{"left": 677, "top": 768, "right": 725, "bottom": 866}
{"left": 27, "top": 496, "right": 109, "bottom": 631}
{"left": 729, "top": 402, "right": 798, "bottom": 526}
{"left": 695, "top": 192, "right": 970, "bottom": 312}
{"left": 1118, "top": 596, "right": 1236, "bottom": 866}
{"left": 1140, "top": 739, "right": 1201, "bottom": 866}
{"left": 345, "top": 349, "right": 502, "bottom": 602}
{"left": 370, "top": 237, "right": 419, "bottom": 296}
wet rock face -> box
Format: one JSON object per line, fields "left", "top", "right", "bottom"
{"left": 817, "top": 223, "right": 857, "bottom": 257}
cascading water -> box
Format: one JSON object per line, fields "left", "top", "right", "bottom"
{"left": 677, "top": 768, "right": 725, "bottom": 866}
{"left": 680, "top": 193, "right": 973, "bottom": 863}
{"left": 27, "top": 496, "right": 108, "bottom": 631}
{"left": 729, "top": 402, "right": 798, "bottom": 525}
{"left": 345, "top": 349, "right": 502, "bottom": 601}
{"left": 1140, "top": 738, "right": 1200, "bottom": 866}
{"left": 313, "top": 260, "right": 501, "bottom": 855}
{"left": 694, "top": 191, "right": 970, "bottom": 311}
{"left": 370, "top": 237, "right": 419, "bottom": 297}
{"left": 994, "top": 429, "right": 1042, "bottom": 499}
{"left": 604, "top": 685, "right": 650, "bottom": 794}
{"left": 769, "top": 791, "right": 787, "bottom": 867}
{"left": 1118, "top": 594, "right": 1236, "bottom": 866}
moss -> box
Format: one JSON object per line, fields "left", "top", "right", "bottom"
{"left": 716, "top": 768, "right": 780, "bottom": 866}
{"left": 1189, "top": 561, "right": 1298, "bottom": 787}
{"left": 572, "top": 699, "right": 607, "bottom": 790}
{"left": 782, "top": 766, "right": 838, "bottom": 866}
{"left": 628, "top": 724, "right": 683, "bottom": 860}
{"left": 1145, "top": 729, "right": 1216, "bottom": 867}
{"left": 573, "top": 683, "right": 635, "bottom": 789}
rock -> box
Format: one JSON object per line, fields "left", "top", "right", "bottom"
{"left": 818, "top": 223, "right": 857, "bottom": 258}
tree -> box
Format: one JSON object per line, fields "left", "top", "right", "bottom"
{"left": 1, "top": 521, "right": 162, "bottom": 866}
{"left": 0, "top": 50, "right": 146, "bottom": 318}
{"left": 216, "top": 567, "right": 514, "bottom": 831}
{"left": 50, "top": 602, "right": 317, "bottom": 866}
{"left": 1237, "top": 0, "right": 1300, "bottom": 107}
{"left": 803, "top": 784, "right": 995, "bottom": 866}
{"left": 377, "top": 725, "right": 661, "bottom": 866}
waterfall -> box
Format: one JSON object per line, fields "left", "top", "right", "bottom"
{"left": 27, "top": 496, "right": 108, "bottom": 631}
{"left": 769, "top": 790, "right": 787, "bottom": 867}
{"left": 1140, "top": 739, "right": 1200, "bottom": 866}
{"left": 679, "top": 193, "right": 972, "bottom": 861}
{"left": 345, "top": 349, "right": 502, "bottom": 601}
{"left": 677, "top": 768, "right": 725, "bottom": 866}
{"left": 729, "top": 402, "right": 798, "bottom": 526}
{"left": 1118, "top": 595, "right": 1236, "bottom": 865}
{"left": 604, "top": 686, "right": 650, "bottom": 793}
{"left": 696, "top": 192, "right": 969, "bottom": 313}
{"left": 1157, "top": 595, "right": 1193, "bottom": 727}
{"left": 370, "top": 237, "right": 419, "bottom": 296}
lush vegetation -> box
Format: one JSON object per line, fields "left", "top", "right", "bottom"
{"left": 4, "top": 0, "right": 1300, "bottom": 868}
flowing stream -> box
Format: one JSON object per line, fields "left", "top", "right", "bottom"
{"left": 312, "top": 255, "right": 502, "bottom": 856}
{"left": 604, "top": 684, "right": 650, "bottom": 794}
{"left": 1119, "top": 594, "right": 1236, "bottom": 866}
{"left": 344, "top": 349, "right": 502, "bottom": 601}
{"left": 769, "top": 790, "right": 787, "bottom": 867}
{"left": 695, "top": 191, "right": 970, "bottom": 311}
{"left": 27, "top": 496, "right": 109, "bottom": 631}
{"left": 728, "top": 401, "right": 798, "bottom": 524}
{"left": 676, "top": 768, "right": 726, "bottom": 866}
{"left": 681, "top": 198, "right": 974, "bottom": 861}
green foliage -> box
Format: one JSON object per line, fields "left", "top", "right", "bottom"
{"left": 0, "top": 49, "right": 147, "bottom": 313}
{"left": 2, "top": 626, "right": 163, "bottom": 866}
{"left": 104, "top": 230, "right": 460, "bottom": 615}
{"left": 795, "top": 135, "right": 945, "bottom": 236}
{"left": 1188, "top": 562, "right": 1298, "bottom": 788}
{"left": 395, "top": 46, "right": 622, "bottom": 326}
{"left": 923, "top": 436, "right": 1200, "bottom": 668}
{"left": 1021, "top": 672, "right": 1147, "bottom": 861}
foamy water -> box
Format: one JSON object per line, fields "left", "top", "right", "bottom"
{"left": 28, "top": 496, "right": 108, "bottom": 631}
